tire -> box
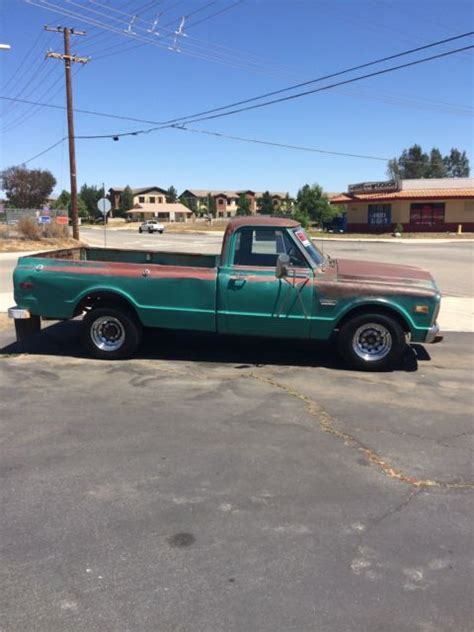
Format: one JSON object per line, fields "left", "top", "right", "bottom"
{"left": 81, "top": 307, "right": 142, "bottom": 360}
{"left": 337, "top": 312, "right": 406, "bottom": 371}
{"left": 139, "top": 228, "right": 142, "bottom": 233}
{"left": 159, "top": 230, "right": 164, "bottom": 234}
{"left": 148, "top": 229, "right": 153, "bottom": 234}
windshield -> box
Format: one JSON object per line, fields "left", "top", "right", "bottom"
{"left": 292, "top": 228, "right": 325, "bottom": 266}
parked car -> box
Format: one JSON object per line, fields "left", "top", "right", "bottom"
{"left": 9, "top": 217, "right": 442, "bottom": 371}
{"left": 139, "top": 220, "right": 164, "bottom": 234}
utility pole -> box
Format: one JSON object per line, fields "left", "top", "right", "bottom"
{"left": 45, "top": 26, "right": 89, "bottom": 240}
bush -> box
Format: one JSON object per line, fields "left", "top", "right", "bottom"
{"left": 17, "top": 216, "right": 41, "bottom": 240}
{"left": 292, "top": 208, "right": 310, "bottom": 229}
{"left": 42, "top": 222, "right": 69, "bottom": 239}
{"left": 0, "top": 224, "right": 9, "bottom": 240}
{"left": 394, "top": 223, "right": 404, "bottom": 235}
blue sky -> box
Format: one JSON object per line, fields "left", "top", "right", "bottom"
{"left": 1, "top": 0, "right": 473, "bottom": 196}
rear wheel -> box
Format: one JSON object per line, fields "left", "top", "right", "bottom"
{"left": 81, "top": 307, "right": 142, "bottom": 360}
{"left": 338, "top": 312, "right": 406, "bottom": 371}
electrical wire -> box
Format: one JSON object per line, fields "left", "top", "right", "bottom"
{"left": 70, "top": 43, "right": 474, "bottom": 139}
{"left": 173, "top": 125, "right": 390, "bottom": 161}
{"left": 21, "top": 137, "right": 67, "bottom": 165}
{"left": 26, "top": 0, "right": 287, "bottom": 78}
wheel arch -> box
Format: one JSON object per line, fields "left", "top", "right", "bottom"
{"left": 334, "top": 301, "right": 413, "bottom": 335}
{"left": 73, "top": 288, "right": 141, "bottom": 323}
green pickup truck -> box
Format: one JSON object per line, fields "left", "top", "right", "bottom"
{"left": 9, "top": 216, "right": 442, "bottom": 370}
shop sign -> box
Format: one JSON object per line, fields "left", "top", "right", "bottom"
{"left": 348, "top": 180, "right": 399, "bottom": 194}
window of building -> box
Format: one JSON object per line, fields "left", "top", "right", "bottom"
{"left": 149, "top": 196, "right": 156, "bottom": 203}
{"left": 218, "top": 198, "right": 226, "bottom": 206}
{"left": 232, "top": 228, "right": 307, "bottom": 267}
{"left": 138, "top": 196, "right": 145, "bottom": 203}
{"left": 410, "top": 202, "right": 445, "bottom": 226}
{"left": 368, "top": 204, "right": 391, "bottom": 225}
{"left": 158, "top": 197, "right": 163, "bottom": 203}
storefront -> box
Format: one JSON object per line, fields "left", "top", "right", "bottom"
{"left": 330, "top": 178, "right": 474, "bottom": 232}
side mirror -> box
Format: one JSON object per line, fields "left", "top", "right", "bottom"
{"left": 276, "top": 253, "right": 290, "bottom": 278}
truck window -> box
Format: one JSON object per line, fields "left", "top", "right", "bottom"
{"left": 233, "top": 228, "right": 307, "bottom": 267}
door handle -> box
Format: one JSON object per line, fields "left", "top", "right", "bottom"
{"left": 229, "top": 276, "right": 246, "bottom": 289}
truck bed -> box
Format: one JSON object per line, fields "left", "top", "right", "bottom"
{"left": 32, "top": 246, "right": 219, "bottom": 269}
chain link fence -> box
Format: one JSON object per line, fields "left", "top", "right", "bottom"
{"left": 0, "top": 207, "right": 69, "bottom": 238}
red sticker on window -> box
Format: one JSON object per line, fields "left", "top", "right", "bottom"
{"left": 295, "top": 230, "right": 310, "bottom": 247}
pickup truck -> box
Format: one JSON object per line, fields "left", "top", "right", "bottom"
{"left": 9, "top": 216, "right": 442, "bottom": 371}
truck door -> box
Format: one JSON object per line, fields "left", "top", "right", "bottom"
{"left": 217, "top": 227, "right": 314, "bottom": 338}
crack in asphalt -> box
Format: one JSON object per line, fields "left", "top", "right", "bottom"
{"left": 247, "top": 373, "right": 474, "bottom": 490}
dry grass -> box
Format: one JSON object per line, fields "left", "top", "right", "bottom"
{"left": 17, "top": 217, "right": 42, "bottom": 240}
{"left": 0, "top": 236, "right": 84, "bottom": 253}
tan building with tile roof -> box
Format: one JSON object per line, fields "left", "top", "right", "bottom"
{"left": 330, "top": 178, "right": 474, "bottom": 232}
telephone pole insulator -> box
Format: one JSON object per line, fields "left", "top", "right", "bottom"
{"left": 44, "top": 26, "right": 89, "bottom": 241}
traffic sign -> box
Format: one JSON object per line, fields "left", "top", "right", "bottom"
{"left": 97, "top": 197, "right": 111, "bottom": 215}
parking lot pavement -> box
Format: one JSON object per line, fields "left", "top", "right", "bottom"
{"left": 1, "top": 323, "right": 473, "bottom": 631}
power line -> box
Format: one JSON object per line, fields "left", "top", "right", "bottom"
{"left": 71, "top": 43, "right": 474, "bottom": 138}
{"left": 21, "top": 136, "right": 67, "bottom": 164}
{"left": 2, "top": 87, "right": 470, "bottom": 130}
{"left": 26, "top": 0, "right": 283, "bottom": 78}
{"left": 169, "top": 44, "right": 474, "bottom": 127}
{"left": 173, "top": 125, "right": 390, "bottom": 161}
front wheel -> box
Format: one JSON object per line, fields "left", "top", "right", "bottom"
{"left": 138, "top": 228, "right": 142, "bottom": 233}
{"left": 81, "top": 307, "right": 142, "bottom": 360}
{"left": 338, "top": 313, "right": 406, "bottom": 371}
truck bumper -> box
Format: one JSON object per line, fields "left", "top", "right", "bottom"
{"left": 425, "top": 322, "right": 443, "bottom": 344}
{"left": 8, "top": 306, "right": 41, "bottom": 341}
{"left": 8, "top": 306, "right": 31, "bottom": 320}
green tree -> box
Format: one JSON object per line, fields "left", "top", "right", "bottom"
{"left": 387, "top": 144, "right": 430, "bottom": 179}
{"left": 166, "top": 185, "right": 178, "bottom": 203}
{"left": 292, "top": 206, "right": 310, "bottom": 228}
{"left": 295, "top": 183, "right": 337, "bottom": 226}
{"left": 236, "top": 193, "right": 251, "bottom": 216}
{"left": 257, "top": 190, "right": 274, "bottom": 215}
{"left": 205, "top": 193, "right": 216, "bottom": 216}
{"left": 53, "top": 189, "right": 88, "bottom": 218}
{"left": 387, "top": 144, "right": 470, "bottom": 179}
{"left": 444, "top": 148, "right": 470, "bottom": 177}
{"left": 428, "top": 148, "right": 447, "bottom": 178}
{"left": 119, "top": 185, "right": 134, "bottom": 216}
{"left": 80, "top": 184, "right": 105, "bottom": 218}
{"left": 1, "top": 165, "right": 56, "bottom": 208}
{"left": 180, "top": 195, "right": 198, "bottom": 214}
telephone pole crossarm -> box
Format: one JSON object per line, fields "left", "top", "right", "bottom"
{"left": 46, "top": 51, "right": 90, "bottom": 63}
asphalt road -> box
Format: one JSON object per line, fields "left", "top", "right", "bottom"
{"left": 1, "top": 323, "right": 473, "bottom": 631}
{"left": 81, "top": 228, "right": 474, "bottom": 298}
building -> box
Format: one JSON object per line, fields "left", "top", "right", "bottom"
{"left": 125, "top": 203, "right": 192, "bottom": 223}
{"left": 330, "top": 178, "right": 474, "bottom": 232}
{"left": 180, "top": 190, "right": 289, "bottom": 218}
{"left": 108, "top": 187, "right": 192, "bottom": 222}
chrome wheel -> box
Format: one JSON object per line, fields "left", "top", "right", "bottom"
{"left": 352, "top": 322, "right": 392, "bottom": 362}
{"left": 91, "top": 316, "right": 126, "bottom": 352}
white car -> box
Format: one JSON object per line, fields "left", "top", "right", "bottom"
{"left": 138, "top": 220, "right": 165, "bottom": 234}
